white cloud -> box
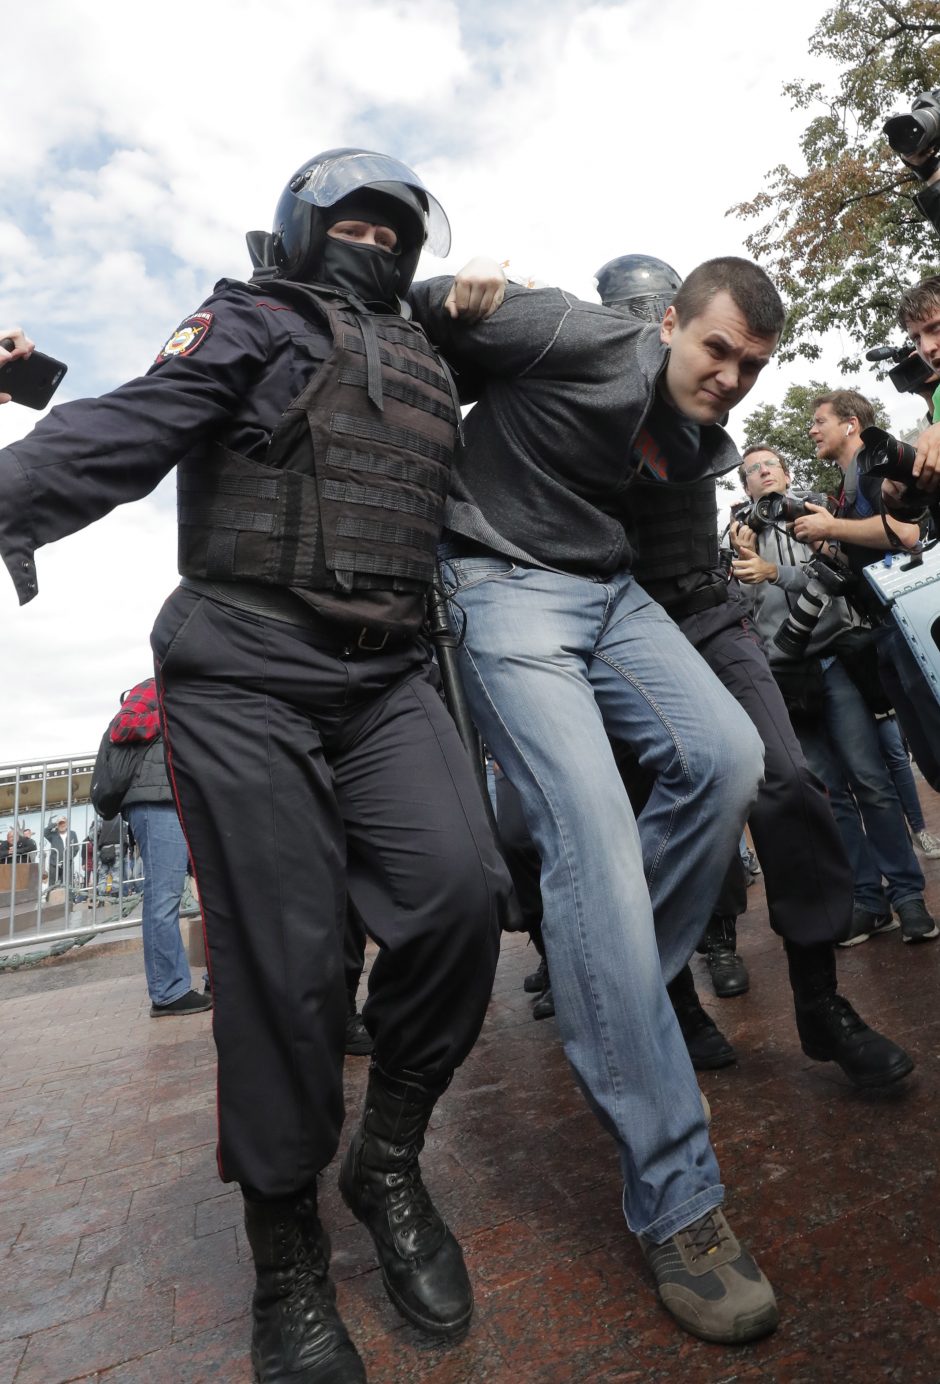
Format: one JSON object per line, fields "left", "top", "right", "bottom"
{"left": 0, "top": 0, "right": 929, "bottom": 760}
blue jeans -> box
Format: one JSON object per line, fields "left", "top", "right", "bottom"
{"left": 124, "top": 802, "right": 193, "bottom": 1006}
{"left": 439, "top": 554, "right": 765, "bottom": 1239}
{"left": 797, "top": 661, "right": 924, "bottom": 910}
{"left": 877, "top": 717, "right": 925, "bottom": 833}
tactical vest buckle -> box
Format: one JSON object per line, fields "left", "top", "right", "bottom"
{"left": 357, "top": 627, "right": 389, "bottom": 651}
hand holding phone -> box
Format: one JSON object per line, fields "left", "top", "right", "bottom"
{"left": 0, "top": 331, "right": 67, "bottom": 409}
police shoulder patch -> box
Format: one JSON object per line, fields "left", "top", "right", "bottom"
{"left": 155, "top": 311, "right": 214, "bottom": 362}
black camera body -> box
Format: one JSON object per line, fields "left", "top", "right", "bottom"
{"left": 741, "top": 491, "right": 833, "bottom": 535}
{"left": 883, "top": 89, "right": 940, "bottom": 159}
{"left": 856, "top": 426, "right": 917, "bottom": 485}
{"left": 857, "top": 426, "right": 940, "bottom": 530}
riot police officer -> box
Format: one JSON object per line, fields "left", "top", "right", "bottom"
{"left": 0, "top": 149, "right": 508, "bottom": 1383}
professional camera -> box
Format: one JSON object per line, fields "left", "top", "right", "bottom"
{"left": 773, "top": 553, "right": 855, "bottom": 660}
{"left": 883, "top": 89, "right": 940, "bottom": 160}
{"left": 742, "top": 491, "right": 833, "bottom": 535}
{"left": 857, "top": 426, "right": 940, "bottom": 530}
{"left": 865, "top": 343, "right": 936, "bottom": 396}
{"left": 856, "top": 426, "right": 916, "bottom": 485}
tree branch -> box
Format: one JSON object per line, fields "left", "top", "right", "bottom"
{"left": 833, "top": 178, "right": 912, "bottom": 213}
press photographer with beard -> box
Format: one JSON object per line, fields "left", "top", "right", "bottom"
{"left": 731, "top": 446, "right": 937, "bottom": 945}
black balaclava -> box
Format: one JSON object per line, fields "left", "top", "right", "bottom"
{"left": 317, "top": 191, "right": 417, "bottom": 307}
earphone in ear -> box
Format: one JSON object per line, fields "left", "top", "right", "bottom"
{"left": 845, "top": 426, "right": 852, "bottom": 436}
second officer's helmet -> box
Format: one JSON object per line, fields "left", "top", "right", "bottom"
{"left": 271, "top": 148, "right": 451, "bottom": 295}
{"left": 594, "top": 253, "right": 683, "bottom": 322}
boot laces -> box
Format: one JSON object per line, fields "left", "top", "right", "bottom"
{"left": 817, "top": 993, "right": 866, "bottom": 1037}
{"left": 386, "top": 1162, "right": 438, "bottom": 1237}
{"left": 679, "top": 1209, "right": 730, "bottom": 1265}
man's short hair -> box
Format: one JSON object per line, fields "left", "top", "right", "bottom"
{"left": 672, "top": 257, "right": 786, "bottom": 338}
{"left": 811, "top": 389, "right": 876, "bottom": 430}
{"left": 738, "top": 442, "right": 790, "bottom": 487}
{"left": 897, "top": 274, "right": 940, "bottom": 331}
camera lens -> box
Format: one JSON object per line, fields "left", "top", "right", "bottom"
{"left": 857, "top": 426, "right": 917, "bottom": 483}
{"left": 884, "top": 112, "right": 932, "bottom": 156}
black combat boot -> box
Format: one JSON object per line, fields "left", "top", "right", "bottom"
{"left": 523, "top": 954, "right": 549, "bottom": 994}
{"left": 785, "top": 941, "right": 915, "bottom": 1089}
{"left": 702, "top": 914, "right": 749, "bottom": 998}
{"left": 345, "top": 992, "right": 373, "bottom": 1057}
{"left": 667, "top": 965, "right": 736, "bottom": 1070}
{"left": 532, "top": 984, "right": 555, "bottom": 1020}
{"left": 339, "top": 1064, "right": 472, "bottom": 1338}
{"left": 242, "top": 1187, "right": 366, "bottom": 1383}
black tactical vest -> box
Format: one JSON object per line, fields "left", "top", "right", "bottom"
{"left": 177, "top": 287, "right": 459, "bottom": 631}
{"left": 626, "top": 476, "right": 721, "bottom": 582}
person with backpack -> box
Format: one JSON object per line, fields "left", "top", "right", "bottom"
{"left": 92, "top": 678, "right": 210, "bottom": 1015}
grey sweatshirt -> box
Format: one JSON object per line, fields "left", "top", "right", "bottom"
{"left": 408, "top": 279, "right": 743, "bottom": 576}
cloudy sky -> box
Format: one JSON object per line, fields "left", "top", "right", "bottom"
{"left": 0, "top": 0, "right": 930, "bottom": 765}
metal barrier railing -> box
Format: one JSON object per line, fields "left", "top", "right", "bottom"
{"left": 0, "top": 752, "right": 194, "bottom": 958}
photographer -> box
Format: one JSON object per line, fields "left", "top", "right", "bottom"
{"left": 898, "top": 273, "right": 940, "bottom": 452}
{"left": 731, "top": 446, "right": 936, "bottom": 945}
{"left": 796, "top": 389, "right": 940, "bottom": 791}
{"left": 885, "top": 87, "right": 940, "bottom": 242}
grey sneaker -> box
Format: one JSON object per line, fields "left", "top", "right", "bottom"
{"left": 914, "top": 829, "right": 940, "bottom": 859}
{"left": 896, "top": 898, "right": 940, "bottom": 944}
{"left": 639, "top": 1207, "right": 778, "bottom": 1344}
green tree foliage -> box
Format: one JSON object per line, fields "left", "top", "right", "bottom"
{"left": 740, "top": 380, "right": 889, "bottom": 494}
{"left": 730, "top": 0, "right": 940, "bottom": 370}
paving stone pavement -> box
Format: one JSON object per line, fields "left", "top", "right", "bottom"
{"left": 1, "top": 802, "right": 940, "bottom": 1382}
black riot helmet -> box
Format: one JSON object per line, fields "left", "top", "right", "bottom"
{"left": 270, "top": 148, "right": 451, "bottom": 297}
{"left": 594, "top": 254, "right": 683, "bottom": 322}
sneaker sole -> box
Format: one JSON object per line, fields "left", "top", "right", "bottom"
{"left": 150, "top": 1005, "right": 212, "bottom": 1016}
{"left": 661, "top": 1296, "right": 779, "bottom": 1345}
{"left": 838, "top": 919, "right": 900, "bottom": 947}
{"left": 902, "top": 926, "right": 940, "bottom": 943}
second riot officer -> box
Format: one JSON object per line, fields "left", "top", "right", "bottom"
{"left": 0, "top": 148, "right": 508, "bottom": 1384}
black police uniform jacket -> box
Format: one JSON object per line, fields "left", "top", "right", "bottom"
{"left": 0, "top": 278, "right": 459, "bottom": 632}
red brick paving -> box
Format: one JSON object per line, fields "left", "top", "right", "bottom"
{"left": 1, "top": 802, "right": 940, "bottom": 1382}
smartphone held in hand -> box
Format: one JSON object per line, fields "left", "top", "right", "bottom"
{"left": 0, "top": 340, "right": 67, "bottom": 409}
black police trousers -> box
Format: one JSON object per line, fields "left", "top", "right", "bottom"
{"left": 678, "top": 601, "right": 852, "bottom": 944}
{"left": 152, "top": 586, "right": 504, "bottom": 1197}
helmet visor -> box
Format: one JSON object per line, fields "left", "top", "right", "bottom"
{"left": 295, "top": 151, "right": 451, "bottom": 256}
